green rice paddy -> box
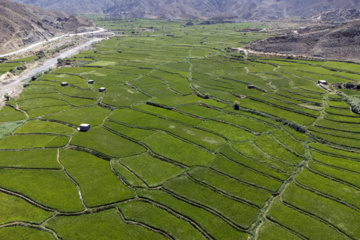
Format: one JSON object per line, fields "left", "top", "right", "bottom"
{"left": 0, "top": 17, "right": 359, "bottom": 239}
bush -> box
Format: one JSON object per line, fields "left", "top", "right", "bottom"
{"left": 348, "top": 97, "right": 360, "bottom": 114}
{"left": 345, "top": 82, "right": 355, "bottom": 89}
{"left": 282, "top": 120, "right": 307, "bottom": 133}
{"left": 36, "top": 50, "right": 45, "bottom": 60}
{"left": 3, "top": 94, "right": 9, "bottom": 101}
{"left": 31, "top": 72, "right": 43, "bottom": 81}
{"left": 233, "top": 101, "right": 240, "bottom": 110}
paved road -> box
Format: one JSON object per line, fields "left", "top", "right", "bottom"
{"left": 0, "top": 38, "right": 103, "bottom": 108}
{"left": 0, "top": 28, "right": 105, "bottom": 58}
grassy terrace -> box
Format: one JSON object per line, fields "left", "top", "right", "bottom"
{"left": 0, "top": 18, "right": 360, "bottom": 239}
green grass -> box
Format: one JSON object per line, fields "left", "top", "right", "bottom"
{"left": 176, "top": 104, "right": 221, "bottom": 118}
{"left": 51, "top": 67, "right": 101, "bottom": 75}
{"left": 110, "top": 108, "right": 227, "bottom": 151}
{"left": 0, "top": 169, "right": 83, "bottom": 212}
{"left": 133, "top": 103, "right": 202, "bottom": 126}
{"left": 45, "top": 136, "right": 69, "bottom": 148}
{"left": 309, "top": 161, "right": 360, "bottom": 189}
{"left": 271, "top": 130, "right": 305, "bottom": 155}
{"left": 44, "top": 106, "right": 110, "bottom": 127}
{"left": 137, "top": 188, "right": 248, "bottom": 240}
{"left": 0, "top": 191, "right": 53, "bottom": 224}
{"left": 17, "top": 98, "right": 69, "bottom": 111}
{"left": 0, "top": 135, "right": 62, "bottom": 149}
{"left": 163, "top": 175, "right": 259, "bottom": 229}
{"left": 266, "top": 197, "right": 348, "bottom": 240}
{"left": 258, "top": 220, "right": 301, "bottom": 240}
{"left": 231, "top": 141, "right": 297, "bottom": 174}
{"left": 0, "top": 107, "right": 26, "bottom": 122}
{"left": 254, "top": 135, "right": 303, "bottom": 165}
{"left": 120, "top": 153, "right": 184, "bottom": 187}
{"left": 315, "top": 119, "right": 360, "bottom": 133}
{"left": 324, "top": 113, "right": 360, "bottom": 123}
{"left": 27, "top": 105, "right": 73, "bottom": 118}
{"left": 327, "top": 100, "right": 349, "bottom": 109}
{"left": 188, "top": 167, "right": 271, "bottom": 207}
{"left": 282, "top": 183, "right": 360, "bottom": 239}
{"left": 0, "top": 227, "right": 54, "bottom": 240}
{"left": 119, "top": 201, "right": 206, "bottom": 240}
{"left": 311, "top": 150, "right": 360, "bottom": 174}
{"left": 198, "top": 120, "right": 254, "bottom": 142}
{"left": 15, "top": 120, "right": 75, "bottom": 135}
{"left": 308, "top": 125, "right": 360, "bottom": 142}
{"left": 220, "top": 145, "right": 289, "bottom": 181}
{"left": 211, "top": 154, "right": 282, "bottom": 192}
{"left": 111, "top": 160, "right": 147, "bottom": 188}
{"left": 144, "top": 132, "right": 214, "bottom": 166}
{"left": 46, "top": 209, "right": 166, "bottom": 240}
{"left": 151, "top": 95, "right": 202, "bottom": 107}
{"left": 213, "top": 114, "right": 273, "bottom": 133}
{"left": 60, "top": 150, "right": 135, "bottom": 207}
{"left": 71, "top": 127, "right": 146, "bottom": 158}
{"left": 0, "top": 121, "right": 24, "bottom": 139}
{"left": 101, "top": 85, "right": 150, "bottom": 107}
{"left": 1, "top": 17, "right": 360, "bottom": 239}
{"left": 104, "top": 120, "right": 154, "bottom": 141}
{"left": 324, "top": 107, "right": 359, "bottom": 117}
{"left": 295, "top": 168, "right": 360, "bottom": 210}
{"left": 0, "top": 149, "right": 60, "bottom": 169}
{"left": 239, "top": 98, "right": 316, "bottom": 126}
{"left": 309, "top": 142, "right": 360, "bottom": 160}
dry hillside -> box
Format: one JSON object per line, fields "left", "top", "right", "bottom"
{"left": 10, "top": 0, "right": 360, "bottom": 21}
{"left": 246, "top": 20, "right": 360, "bottom": 61}
{"left": 0, "top": 0, "right": 94, "bottom": 54}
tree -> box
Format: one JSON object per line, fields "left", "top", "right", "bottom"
{"left": 233, "top": 101, "right": 240, "bottom": 110}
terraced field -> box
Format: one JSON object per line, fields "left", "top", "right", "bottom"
{"left": 0, "top": 18, "right": 360, "bottom": 239}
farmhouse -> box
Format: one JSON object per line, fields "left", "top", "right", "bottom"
{"left": 61, "top": 82, "right": 68, "bottom": 87}
{"left": 88, "top": 80, "right": 94, "bottom": 84}
{"left": 247, "top": 85, "right": 255, "bottom": 89}
{"left": 79, "top": 124, "right": 90, "bottom": 132}
{"left": 318, "top": 80, "right": 327, "bottom": 84}
{"left": 99, "top": 87, "right": 106, "bottom": 92}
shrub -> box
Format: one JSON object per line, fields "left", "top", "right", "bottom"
{"left": 345, "top": 82, "right": 355, "bottom": 89}
{"left": 348, "top": 97, "right": 360, "bottom": 114}
{"left": 31, "top": 72, "right": 43, "bottom": 81}
{"left": 233, "top": 101, "right": 240, "bottom": 110}
{"left": 3, "top": 94, "right": 9, "bottom": 101}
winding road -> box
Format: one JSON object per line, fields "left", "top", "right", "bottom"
{"left": 0, "top": 28, "right": 105, "bottom": 58}
{"left": 0, "top": 28, "right": 108, "bottom": 107}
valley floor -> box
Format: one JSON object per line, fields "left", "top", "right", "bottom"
{"left": 0, "top": 18, "right": 359, "bottom": 240}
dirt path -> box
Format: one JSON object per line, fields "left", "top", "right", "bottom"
{"left": 0, "top": 28, "right": 105, "bottom": 58}
{"left": 0, "top": 38, "right": 103, "bottom": 108}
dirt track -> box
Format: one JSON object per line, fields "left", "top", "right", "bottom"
{"left": 0, "top": 37, "right": 103, "bottom": 108}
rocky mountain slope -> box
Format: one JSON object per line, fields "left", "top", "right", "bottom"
{"left": 0, "top": 0, "right": 94, "bottom": 54}
{"left": 246, "top": 20, "right": 360, "bottom": 61}
{"left": 9, "top": 0, "right": 360, "bottom": 21}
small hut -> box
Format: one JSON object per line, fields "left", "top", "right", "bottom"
{"left": 99, "top": 87, "right": 106, "bottom": 92}
{"left": 61, "top": 82, "right": 68, "bottom": 87}
{"left": 88, "top": 80, "right": 94, "bottom": 84}
{"left": 247, "top": 85, "right": 255, "bottom": 89}
{"left": 79, "top": 124, "right": 90, "bottom": 132}
{"left": 318, "top": 80, "right": 327, "bottom": 85}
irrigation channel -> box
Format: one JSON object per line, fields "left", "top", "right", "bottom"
{"left": 0, "top": 28, "right": 109, "bottom": 108}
